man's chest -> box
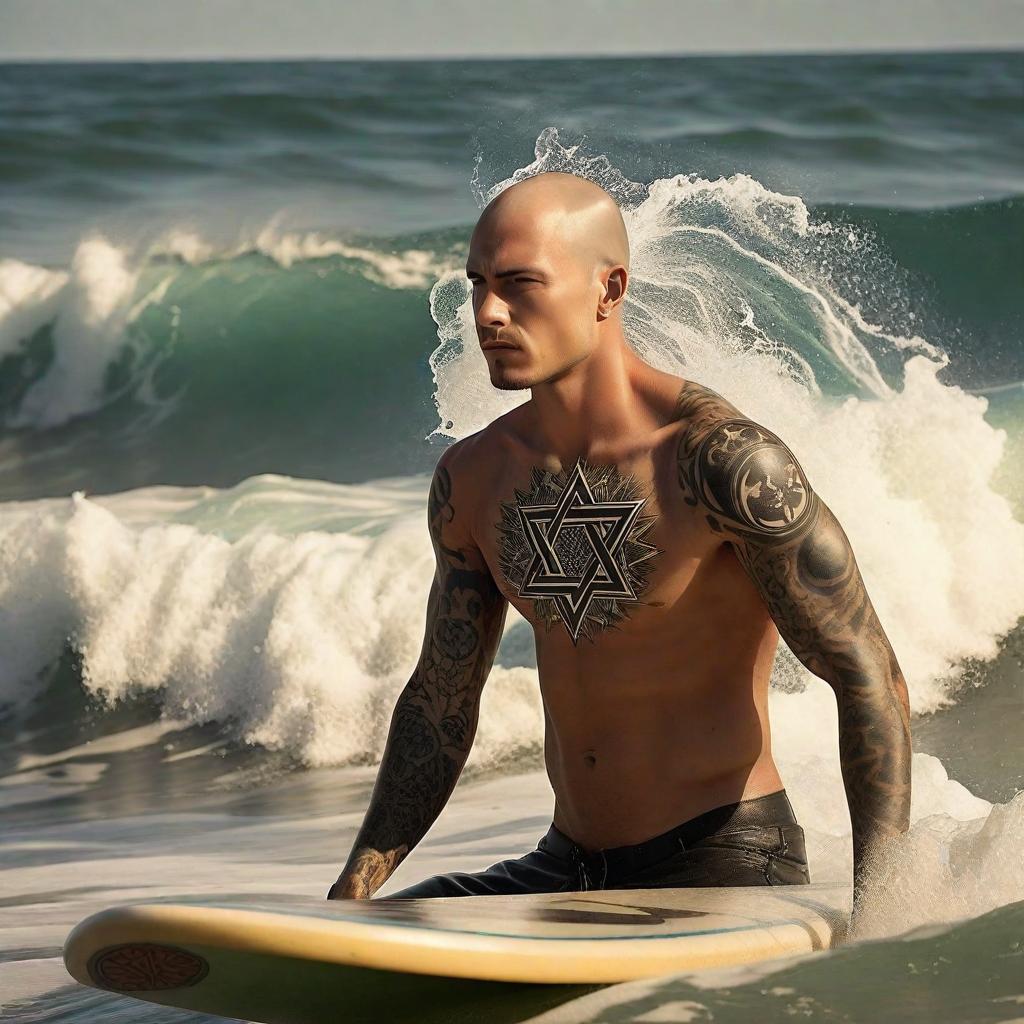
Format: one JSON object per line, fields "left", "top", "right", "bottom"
{"left": 472, "top": 449, "right": 720, "bottom": 645}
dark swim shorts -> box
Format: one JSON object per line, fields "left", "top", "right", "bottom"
{"left": 384, "top": 789, "right": 810, "bottom": 899}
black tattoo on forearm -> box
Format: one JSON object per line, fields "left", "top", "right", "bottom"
{"left": 675, "top": 382, "right": 912, "bottom": 895}
{"left": 331, "top": 462, "right": 507, "bottom": 899}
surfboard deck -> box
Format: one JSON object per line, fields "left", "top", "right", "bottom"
{"left": 64, "top": 884, "right": 850, "bottom": 1024}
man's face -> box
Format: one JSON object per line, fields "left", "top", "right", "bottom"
{"left": 466, "top": 218, "right": 600, "bottom": 391}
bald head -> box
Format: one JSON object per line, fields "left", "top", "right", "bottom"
{"left": 467, "top": 172, "right": 632, "bottom": 392}
{"left": 473, "top": 171, "right": 630, "bottom": 279}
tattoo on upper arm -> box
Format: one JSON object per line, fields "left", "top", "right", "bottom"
{"left": 346, "top": 462, "right": 507, "bottom": 891}
{"left": 678, "top": 417, "right": 817, "bottom": 544}
{"left": 675, "top": 385, "right": 911, "bottom": 864}
{"left": 428, "top": 462, "right": 467, "bottom": 566}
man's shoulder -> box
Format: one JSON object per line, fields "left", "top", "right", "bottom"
{"left": 434, "top": 420, "right": 506, "bottom": 480}
{"left": 673, "top": 379, "right": 804, "bottom": 467}
{"left": 435, "top": 407, "right": 524, "bottom": 479}
{"left": 673, "top": 381, "right": 818, "bottom": 542}
{"left": 672, "top": 379, "right": 746, "bottom": 440}
{"left": 429, "top": 436, "right": 478, "bottom": 522}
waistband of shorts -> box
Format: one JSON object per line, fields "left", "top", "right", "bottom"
{"left": 540, "top": 789, "right": 799, "bottom": 882}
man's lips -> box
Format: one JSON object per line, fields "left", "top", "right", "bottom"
{"left": 481, "top": 340, "right": 520, "bottom": 351}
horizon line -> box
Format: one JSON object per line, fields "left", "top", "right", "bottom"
{"left": 2, "top": 44, "right": 1022, "bottom": 64}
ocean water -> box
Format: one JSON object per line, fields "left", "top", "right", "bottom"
{"left": 0, "top": 53, "right": 1022, "bottom": 1022}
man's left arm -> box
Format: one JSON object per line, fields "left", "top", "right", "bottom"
{"left": 677, "top": 414, "right": 912, "bottom": 904}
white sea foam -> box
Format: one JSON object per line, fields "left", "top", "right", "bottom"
{"left": 153, "top": 221, "right": 457, "bottom": 286}
{"left": 0, "top": 478, "right": 542, "bottom": 772}
{"left": 765, "top": 683, "right": 1023, "bottom": 940}
{"left": 0, "top": 257, "right": 67, "bottom": 358}
{"left": 0, "top": 238, "right": 173, "bottom": 430}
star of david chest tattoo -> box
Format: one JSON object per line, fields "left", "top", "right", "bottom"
{"left": 495, "top": 457, "right": 662, "bottom": 644}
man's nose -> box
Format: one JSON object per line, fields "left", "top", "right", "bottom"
{"left": 475, "top": 289, "right": 510, "bottom": 328}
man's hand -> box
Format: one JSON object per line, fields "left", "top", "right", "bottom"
{"left": 676, "top": 384, "right": 912, "bottom": 903}
{"left": 326, "top": 875, "right": 372, "bottom": 901}
{"left": 326, "top": 880, "right": 358, "bottom": 901}
{"left": 327, "top": 850, "right": 391, "bottom": 900}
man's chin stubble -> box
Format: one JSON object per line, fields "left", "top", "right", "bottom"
{"left": 490, "top": 373, "right": 532, "bottom": 392}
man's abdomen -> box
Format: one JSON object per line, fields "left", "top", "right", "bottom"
{"left": 541, "top": 675, "right": 785, "bottom": 851}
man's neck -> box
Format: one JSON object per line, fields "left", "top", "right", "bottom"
{"left": 527, "top": 331, "right": 659, "bottom": 462}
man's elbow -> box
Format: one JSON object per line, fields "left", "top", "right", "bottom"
{"left": 816, "top": 647, "right": 912, "bottom": 759}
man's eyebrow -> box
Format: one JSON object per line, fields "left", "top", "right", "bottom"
{"left": 465, "top": 266, "right": 547, "bottom": 278}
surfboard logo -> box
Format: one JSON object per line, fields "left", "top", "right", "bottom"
{"left": 88, "top": 942, "right": 210, "bottom": 991}
{"left": 496, "top": 457, "right": 661, "bottom": 643}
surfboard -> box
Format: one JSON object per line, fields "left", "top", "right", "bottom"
{"left": 64, "top": 884, "right": 850, "bottom": 1024}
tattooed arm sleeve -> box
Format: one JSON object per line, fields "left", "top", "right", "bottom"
{"left": 676, "top": 399, "right": 912, "bottom": 900}
{"left": 328, "top": 448, "right": 508, "bottom": 899}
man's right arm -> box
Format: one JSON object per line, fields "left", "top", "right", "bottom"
{"left": 327, "top": 445, "right": 508, "bottom": 899}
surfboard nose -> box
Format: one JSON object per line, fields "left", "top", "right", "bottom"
{"left": 63, "top": 905, "right": 210, "bottom": 993}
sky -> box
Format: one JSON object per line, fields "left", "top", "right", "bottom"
{"left": 1, "top": 0, "right": 1023, "bottom": 61}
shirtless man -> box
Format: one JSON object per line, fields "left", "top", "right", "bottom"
{"left": 327, "top": 171, "right": 912, "bottom": 914}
